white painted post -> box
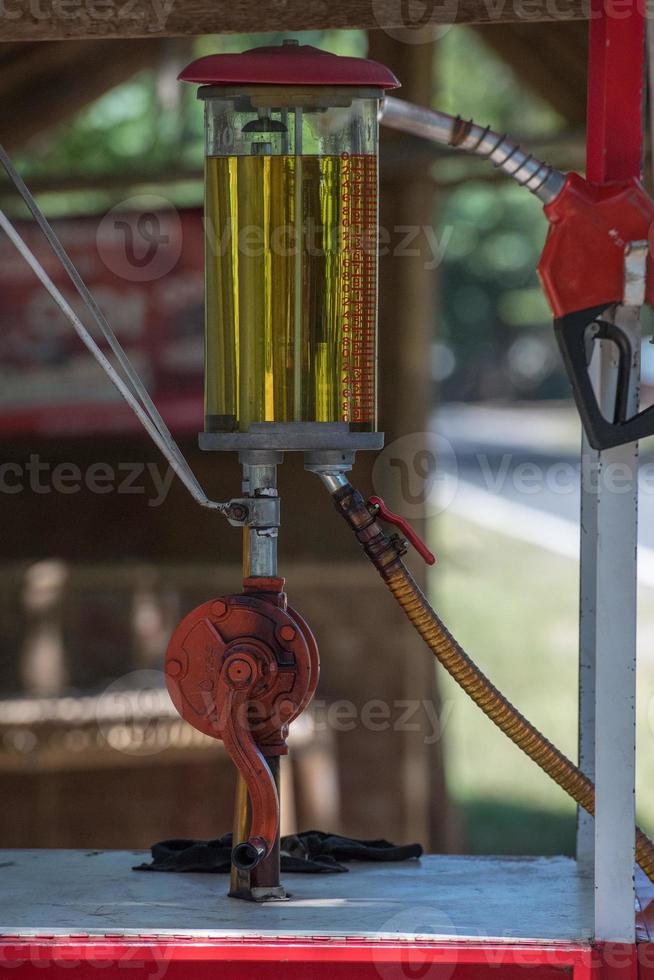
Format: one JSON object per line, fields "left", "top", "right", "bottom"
{"left": 576, "top": 298, "right": 640, "bottom": 942}
{"left": 577, "top": 425, "right": 598, "bottom": 871}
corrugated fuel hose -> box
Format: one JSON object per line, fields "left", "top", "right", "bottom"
{"left": 328, "top": 480, "right": 654, "bottom": 883}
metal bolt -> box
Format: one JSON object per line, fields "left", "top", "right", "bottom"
{"left": 166, "top": 659, "right": 182, "bottom": 677}
{"left": 279, "top": 625, "right": 296, "bottom": 642}
{"left": 227, "top": 658, "right": 253, "bottom": 685}
{"left": 277, "top": 697, "right": 295, "bottom": 720}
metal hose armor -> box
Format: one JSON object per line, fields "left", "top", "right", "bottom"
{"left": 328, "top": 480, "right": 654, "bottom": 883}
{"left": 381, "top": 97, "right": 566, "bottom": 204}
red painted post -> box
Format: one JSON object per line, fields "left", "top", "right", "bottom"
{"left": 586, "top": 0, "right": 645, "bottom": 183}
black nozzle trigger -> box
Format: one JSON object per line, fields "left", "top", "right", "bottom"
{"left": 554, "top": 304, "right": 654, "bottom": 450}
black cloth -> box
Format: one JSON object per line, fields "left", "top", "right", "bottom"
{"left": 134, "top": 831, "right": 423, "bottom": 874}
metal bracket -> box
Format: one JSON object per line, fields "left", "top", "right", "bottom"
{"left": 200, "top": 422, "right": 384, "bottom": 453}
{"left": 623, "top": 238, "right": 648, "bottom": 308}
{"left": 225, "top": 496, "right": 281, "bottom": 529}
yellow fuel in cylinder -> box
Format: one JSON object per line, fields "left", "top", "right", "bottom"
{"left": 204, "top": 153, "right": 378, "bottom": 433}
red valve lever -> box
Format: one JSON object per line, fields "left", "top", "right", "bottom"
{"left": 368, "top": 495, "right": 437, "bottom": 566}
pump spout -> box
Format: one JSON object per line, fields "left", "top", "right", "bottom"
{"left": 381, "top": 97, "right": 565, "bottom": 205}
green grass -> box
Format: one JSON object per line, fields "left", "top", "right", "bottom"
{"left": 458, "top": 799, "right": 575, "bottom": 856}
{"left": 431, "top": 512, "right": 654, "bottom": 855}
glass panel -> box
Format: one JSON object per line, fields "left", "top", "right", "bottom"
{"left": 202, "top": 88, "right": 379, "bottom": 433}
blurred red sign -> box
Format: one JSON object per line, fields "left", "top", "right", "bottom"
{"left": 0, "top": 201, "right": 205, "bottom": 436}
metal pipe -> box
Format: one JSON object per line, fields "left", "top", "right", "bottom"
{"left": 247, "top": 462, "right": 279, "bottom": 578}
{"left": 314, "top": 470, "right": 350, "bottom": 494}
{"left": 230, "top": 525, "right": 253, "bottom": 898}
{"left": 250, "top": 756, "right": 282, "bottom": 892}
{"left": 239, "top": 455, "right": 283, "bottom": 897}
{"left": 381, "top": 97, "right": 566, "bottom": 204}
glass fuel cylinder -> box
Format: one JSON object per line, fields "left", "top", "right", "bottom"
{"left": 179, "top": 43, "right": 399, "bottom": 436}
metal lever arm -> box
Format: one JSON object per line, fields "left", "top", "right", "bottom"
{"left": 217, "top": 652, "right": 279, "bottom": 872}
{"left": 368, "top": 495, "right": 436, "bottom": 565}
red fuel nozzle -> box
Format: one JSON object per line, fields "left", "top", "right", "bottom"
{"left": 539, "top": 172, "right": 654, "bottom": 318}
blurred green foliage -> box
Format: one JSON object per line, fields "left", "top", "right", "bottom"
{"left": 436, "top": 29, "right": 570, "bottom": 401}
{"left": 9, "top": 26, "right": 575, "bottom": 400}
{"left": 438, "top": 28, "right": 563, "bottom": 135}
{"left": 14, "top": 30, "right": 365, "bottom": 185}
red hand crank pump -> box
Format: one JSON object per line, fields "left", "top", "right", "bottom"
{"left": 165, "top": 577, "right": 319, "bottom": 891}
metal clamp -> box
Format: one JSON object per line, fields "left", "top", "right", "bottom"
{"left": 225, "top": 496, "right": 281, "bottom": 529}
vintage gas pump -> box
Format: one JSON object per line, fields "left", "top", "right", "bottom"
{"left": 3, "top": 35, "right": 654, "bottom": 918}
{"left": 185, "top": 40, "right": 393, "bottom": 442}
{"left": 162, "top": 43, "right": 400, "bottom": 901}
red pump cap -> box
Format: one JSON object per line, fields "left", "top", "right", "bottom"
{"left": 179, "top": 40, "right": 400, "bottom": 90}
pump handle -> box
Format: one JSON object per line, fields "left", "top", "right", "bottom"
{"left": 554, "top": 305, "right": 654, "bottom": 450}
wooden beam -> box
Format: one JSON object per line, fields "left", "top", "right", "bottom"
{"left": 0, "top": 0, "right": 587, "bottom": 43}
{"left": 0, "top": 41, "right": 83, "bottom": 88}
{"left": 0, "top": 39, "right": 162, "bottom": 149}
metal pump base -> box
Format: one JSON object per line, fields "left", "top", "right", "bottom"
{"left": 199, "top": 421, "right": 384, "bottom": 453}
